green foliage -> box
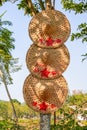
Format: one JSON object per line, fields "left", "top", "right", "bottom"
{"left": 0, "top": 13, "right": 15, "bottom": 58}
{"left": 81, "top": 53, "right": 87, "bottom": 61}
{"left": 61, "top": 0, "right": 87, "bottom": 14}
{"left": 61, "top": 0, "right": 87, "bottom": 61}
{"left": 12, "top": 99, "right": 21, "bottom": 104}
{"left": 0, "top": 0, "right": 18, "bottom": 6}
{"left": 51, "top": 124, "right": 87, "bottom": 130}
{"left": 0, "top": 0, "right": 45, "bottom": 15}
{"left": 17, "top": 0, "right": 32, "bottom": 15}
{"left": 0, "top": 93, "right": 87, "bottom": 129}
{"left": 71, "top": 23, "right": 87, "bottom": 43}
{"left": 0, "top": 0, "right": 8, "bottom": 6}
{"left": 71, "top": 22, "right": 87, "bottom": 61}
{"left": 0, "top": 101, "right": 8, "bottom": 119}
{"left": 51, "top": 93, "right": 87, "bottom": 130}
{"left": 0, "top": 120, "right": 26, "bottom": 130}
{"left": 19, "top": 118, "right": 39, "bottom": 130}
{"left": 17, "top": 0, "right": 45, "bottom": 16}
{"left": 0, "top": 100, "right": 38, "bottom": 119}
{"left": 0, "top": 13, "right": 21, "bottom": 123}
{"left": 0, "top": 13, "right": 21, "bottom": 85}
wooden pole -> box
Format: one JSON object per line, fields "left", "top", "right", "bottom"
{"left": 54, "top": 112, "right": 56, "bottom": 126}
{"left": 40, "top": 113, "right": 51, "bottom": 130}
{"left": 40, "top": 1, "right": 52, "bottom": 130}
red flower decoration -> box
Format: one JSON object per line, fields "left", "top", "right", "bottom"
{"left": 39, "top": 102, "right": 48, "bottom": 111}
{"left": 41, "top": 68, "right": 50, "bottom": 78}
{"left": 39, "top": 38, "right": 44, "bottom": 43}
{"left": 50, "top": 104, "right": 56, "bottom": 108}
{"left": 39, "top": 37, "right": 61, "bottom": 46}
{"left": 51, "top": 71, "right": 57, "bottom": 76}
{"left": 56, "top": 39, "right": 61, "bottom": 43}
{"left": 46, "top": 37, "right": 54, "bottom": 46}
{"left": 32, "top": 101, "right": 37, "bottom": 106}
{"left": 33, "top": 67, "right": 39, "bottom": 72}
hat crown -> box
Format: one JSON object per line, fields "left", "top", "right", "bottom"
{"left": 36, "top": 84, "right": 51, "bottom": 101}
{"left": 41, "top": 22, "right": 57, "bottom": 37}
{"left": 42, "top": 52, "right": 49, "bottom": 63}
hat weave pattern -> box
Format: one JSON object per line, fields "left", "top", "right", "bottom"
{"left": 26, "top": 44, "right": 70, "bottom": 79}
{"left": 29, "top": 9, "right": 71, "bottom": 48}
{"left": 23, "top": 75, "right": 68, "bottom": 113}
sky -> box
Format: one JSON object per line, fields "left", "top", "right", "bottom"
{"left": 0, "top": 1, "right": 87, "bottom": 103}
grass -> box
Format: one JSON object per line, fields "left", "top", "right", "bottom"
{"left": 0, "top": 117, "right": 87, "bottom": 130}
{"left": 18, "top": 118, "right": 40, "bottom": 130}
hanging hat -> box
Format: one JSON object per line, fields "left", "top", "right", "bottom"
{"left": 26, "top": 44, "right": 70, "bottom": 79}
{"left": 23, "top": 74, "right": 68, "bottom": 114}
{"left": 29, "top": 9, "right": 71, "bottom": 48}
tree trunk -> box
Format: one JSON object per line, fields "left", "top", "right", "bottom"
{"left": 27, "top": 0, "right": 36, "bottom": 16}
{"left": 38, "top": 0, "right": 45, "bottom": 10}
{"left": 53, "top": 0, "right": 55, "bottom": 8}
{"left": 3, "top": 76, "right": 18, "bottom": 123}
{"left": 45, "top": 0, "right": 52, "bottom": 9}
{"left": 54, "top": 112, "right": 56, "bottom": 126}
{"left": 40, "top": 113, "right": 51, "bottom": 130}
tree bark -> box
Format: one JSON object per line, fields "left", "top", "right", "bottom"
{"left": 54, "top": 112, "right": 56, "bottom": 126}
{"left": 3, "top": 76, "right": 18, "bottom": 123}
{"left": 40, "top": 113, "right": 51, "bottom": 130}
{"left": 38, "top": 0, "right": 45, "bottom": 10}
{"left": 27, "top": 0, "right": 36, "bottom": 16}
{"left": 53, "top": 0, "right": 55, "bottom": 8}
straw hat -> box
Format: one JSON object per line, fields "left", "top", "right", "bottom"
{"left": 26, "top": 44, "right": 70, "bottom": 79}
{"left": 23, "top": 74, "right": 68, "bottom": 114}
{"left": 29, "top": 9, "right": 71, "bottom": 48}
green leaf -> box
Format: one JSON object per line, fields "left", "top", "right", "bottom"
{"left": 71, "top": 33, "right": 75, "bottom": 41}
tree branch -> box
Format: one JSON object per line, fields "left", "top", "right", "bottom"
{"left": 45, "top": 0, "right": 52, "bottom": 9}
{"left": 38, "top": 0, "right": 45, "bottom": 10}
{"left": 9, "top": 0, "right": 18, "bottom": 3}
{"left": 27, "top": 0, "right": 36, "bottom": 16}
{"left": 53, "top": 0, "right": 55, "bottom": 8}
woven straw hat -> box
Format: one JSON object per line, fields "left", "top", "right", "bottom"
{"left": 23, "top": 74, "right": 68, "bottom": 114}
{"left": 29, "top": 9, "right": 71, "bottom": 48}
{"left": 26, "top": 44, "right": 70, "bottom": 79}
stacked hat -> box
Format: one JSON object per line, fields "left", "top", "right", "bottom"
{"left": 23, "top": 75, "right": 68, "bottom": 113}
{"left": 26, "top": 44, "right": 70, "bottom": 79}
{"left": 29, "top": 9, "right": 70, "bottom": 48}
{"left": 23, "top": 9, "right": 70, "bottom": 113}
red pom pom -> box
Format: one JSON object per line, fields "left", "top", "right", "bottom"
{"left": 56, "top": 39, "right": 61, "bottom": 43}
